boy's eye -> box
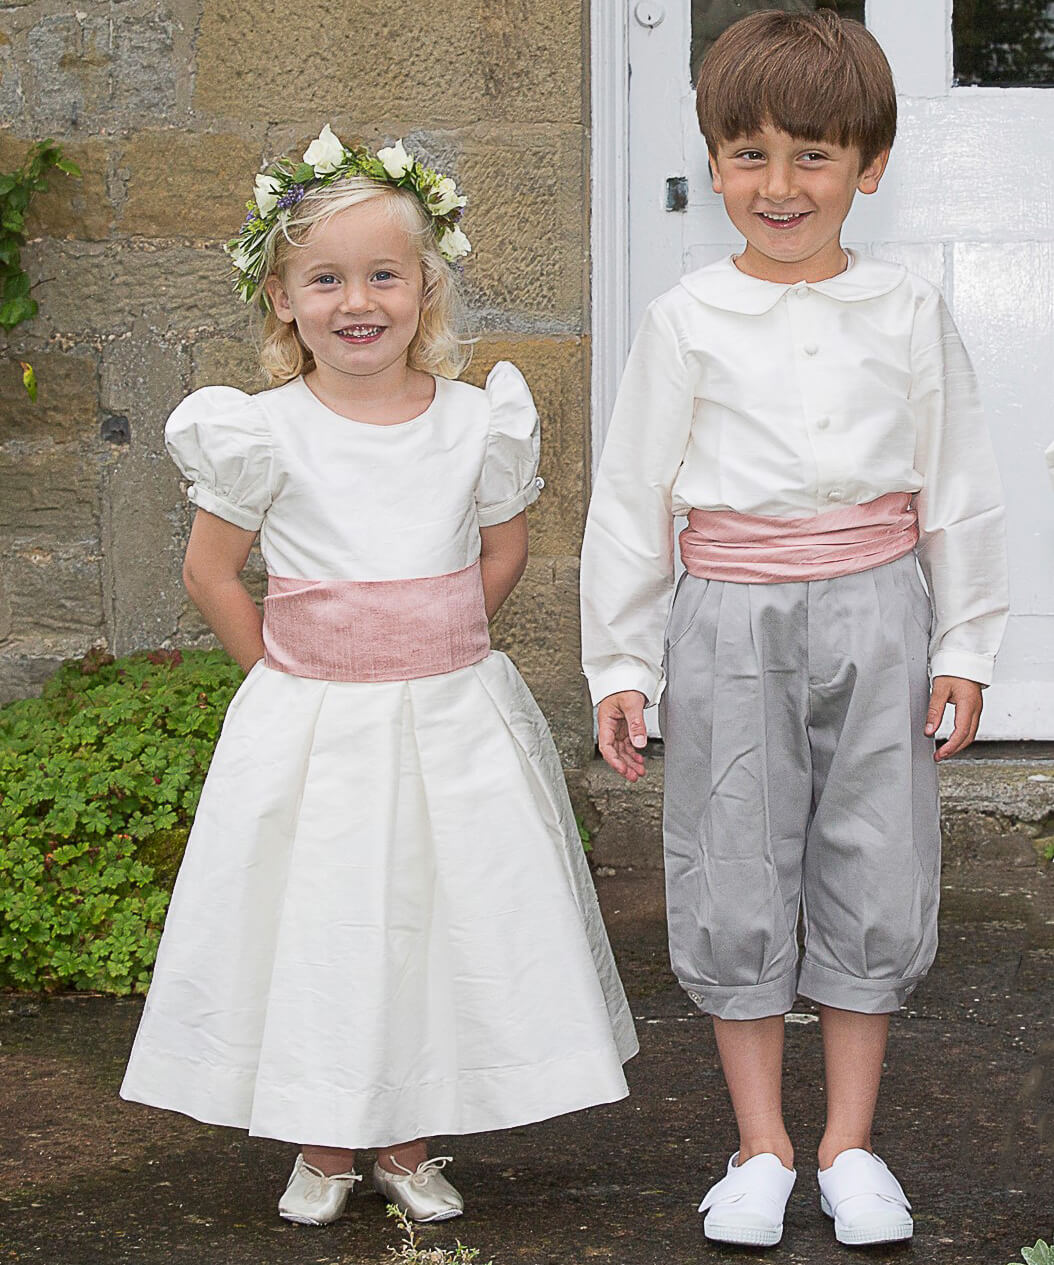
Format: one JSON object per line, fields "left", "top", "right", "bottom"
{"left": 736, "top": 150, "right": 765, "bottom": 162}
{"left": 800, "top": 151, "right": 829, "bottom": 162}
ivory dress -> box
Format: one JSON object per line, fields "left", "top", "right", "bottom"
{"left": 120, "top": 363, "right": 637, "bottom": 1148}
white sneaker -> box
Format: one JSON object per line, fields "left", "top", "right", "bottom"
{"left": 699, "top": 1151, "right": 797, "bottom": 1247}
{"left": 278, "top": 1153, "right": 361, "bottom": 1225}
{"left": 818, "top": 1149, "right": 913, "bottom": 1245}
{"left": 372, "top": 1156, "right": 464, "bottom": 1223}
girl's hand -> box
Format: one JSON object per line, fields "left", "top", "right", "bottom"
{"left": 597, "top": 691, "right": 648, "bottom": 781}
{"left": 925, "top": 675, "right": 983, "bottom": 761}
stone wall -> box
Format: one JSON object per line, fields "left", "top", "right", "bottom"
{"left": 0, "top": 0, "right": 594, "bottom": 766}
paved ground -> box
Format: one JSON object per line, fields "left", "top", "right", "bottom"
{"left": 1, "top": 841, "right": 1052, "bottom": 1264}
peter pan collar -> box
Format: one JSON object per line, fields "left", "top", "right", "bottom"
{"left": 678, "top": 249, "right": 905, "bottom": 314}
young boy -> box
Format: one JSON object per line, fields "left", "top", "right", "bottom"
{"left": 580, "top": 10, "right": 1008, "bottom": 1250}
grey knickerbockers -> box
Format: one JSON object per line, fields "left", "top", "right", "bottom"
{"left": 660, "top": 553, "right": 941, "bottom": 1020}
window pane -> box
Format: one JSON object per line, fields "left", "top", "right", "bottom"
{"left": 691, "top": 0, "right": 867, "bottom": 85}
{"left": 953, "top": 0, "right": 1054, "bottom": 87}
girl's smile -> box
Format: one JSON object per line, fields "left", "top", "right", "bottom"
{"left": 708, "top": 125, "right": 888, "bottom": 284}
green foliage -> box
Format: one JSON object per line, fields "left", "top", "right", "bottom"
{"left": 385, "top": 1204, "right": 493, "bottom": 1264}
{"left": 0, "top": 648, "right": 243, "bottom": 994}
{"left": 1008, "top": 1240, "right": 1054, "bottom": 1265}
{"left": 0, "top": 139, "right": 81, "bottom": 396}
{"left": 575, "top": 813, "right": 592, "bottom": 854}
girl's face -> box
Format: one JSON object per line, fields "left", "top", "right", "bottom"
{"left": 709, "top": 124, "right": 888, "bottom": 284}
{"left": 266, "top": 199, "right": 424, "bottom": 390}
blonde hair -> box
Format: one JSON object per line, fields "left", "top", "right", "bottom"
{"left": 254, "top": 177, "right": 471, "bottom": 387}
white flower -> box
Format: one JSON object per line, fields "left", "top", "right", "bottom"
{"left": 437, "top": 225, "right": 471, "bottom": 262}
{"left": 377, "top": 138, "right": 412, "bottom": 179}
{"left": 429, "top": 176, "right": 465, "bottom": 217}
{"left": 227, "top": 242, "right": 253, "bottom": 272}
{"left": 253, "top": 173, "right": 282, "bottom": 217}
{"left": 303, "top": 124, "right": 345, "bottom": 174}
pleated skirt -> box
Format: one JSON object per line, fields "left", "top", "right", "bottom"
{"left": 121, "top": 651, "right": 637, "bottom": 1148}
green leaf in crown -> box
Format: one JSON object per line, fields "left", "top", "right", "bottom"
{"left": 225, "top": 124, "right": 471, "bottom": 305}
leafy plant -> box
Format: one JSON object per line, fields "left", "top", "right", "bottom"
{"left": 385, "top": 1204, "right": 493, "bottom": 1264}
{"left": 1008, "top": 1240, "right": 1054, "bottom": 1265}
{"left": 0, "top": 139, "right": 81, "bottom": 399}
{"left": 0, "top": 648, "right": 243, "bottom": 993}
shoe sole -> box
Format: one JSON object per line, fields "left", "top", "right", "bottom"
{"left": 820, "top": 1196, "right": 913, "bottom": 1245}
{"left": 278, "top": 1211, "right": 335, "bottom": 1226}
{"left": 703, "top": 1221, "right": 782, "bottom": 1247}
{"left": 372, "top": 1187, "right": 464, "bottom": 1223}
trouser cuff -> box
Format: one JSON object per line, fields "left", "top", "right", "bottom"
{"left": 678, "top": 968, "right": 798, "bottom": 1020}
{"left": 797, "top": 959, "right": 926, "bottom": 1014}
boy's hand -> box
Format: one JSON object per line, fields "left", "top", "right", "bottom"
{"left": 925, "top": 675, "right": 983, "bottom": 761}
{"left": 597, "top": 691, "right": 649, "bottom": 782}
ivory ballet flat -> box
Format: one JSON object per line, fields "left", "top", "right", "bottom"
{"left": 818, "top": 1149, "right": 913, "bottom": 1245}
{"left": 278, "top": 1152, "right": 362, "bottom": 1225}
{"left": 699, "top": 1151, "right": 797, "bottom": 1247}
{"left": 372, "top": 1156, "right": 464, "bottom": 1223}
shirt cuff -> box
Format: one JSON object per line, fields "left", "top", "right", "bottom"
{"left": 188, "top": 485, "right": 265, "bottom": 532}
{"left": 930, "top": 648, "right": 994, "bottom": 687}
{"left": 476, "top": 477, "right": 543, "bottom": 528}
{"left": 586, "top": 662, "right": 664, "bottom": 709}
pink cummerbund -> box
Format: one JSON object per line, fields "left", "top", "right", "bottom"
{"left": 679, "top": 492, "right": 919, "bottom": 583}
{"left": 263, "top": 561, "right": 491, "bottom": 682}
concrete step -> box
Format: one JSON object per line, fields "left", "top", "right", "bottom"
{"left": 570, "top": 744, "right": 1054, "bottom": 872}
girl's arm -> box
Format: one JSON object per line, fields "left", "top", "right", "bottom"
{"left": 182, "top": 508, "right": 265, "bottom": 672}
{"left": 479, "top": 511, "right": 528, "bottom": 619}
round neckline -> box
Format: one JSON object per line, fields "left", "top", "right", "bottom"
{"left": 293, "top": 373, "right": 442, "bottom": 428}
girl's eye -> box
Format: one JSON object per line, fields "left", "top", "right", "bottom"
{"left": 372, "top": 270, "right": 394, "bottom": 283}
{"left": 315, "top": 273, "right": 338, "bottom": 286}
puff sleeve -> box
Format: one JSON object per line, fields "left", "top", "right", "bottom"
{"left": 475, "top": 361, "right": 543, "bottom": 527}
{"left": 165, "top": 387, "right": 274, "bottom": 532}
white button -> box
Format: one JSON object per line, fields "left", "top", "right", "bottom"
{"left": 535, "top": 476, "right": 545, "bottom": 490}
{"left": 827, "top": 489, "right": 843, "bottom": 501}
{"left": 794, "top": 286, "right": 809, "bottom": 298}
{"left": 816, "top": 416, "right": 830, "bottom": 430}
{"left": 803, "top": 342, "right": 818, "bottom": 356}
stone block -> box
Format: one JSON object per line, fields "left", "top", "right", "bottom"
{"left": 0, "top": 35, "right": 23, "bottom": 124}
{"left": 100, "top": 336, "right": 190, "bottom": 456}
{"left": 191, "top": 337, "right": 265, "bottom": 393}
{"left": 458, "top": 127, "right": 586, "bottom": 331}
{"left": 195, "top": 0, "right": 584, "bottom": 124}
{"left": 0, "top": 134, "right": 112, "bottom": 241}
{"left": 0, "top": 646, "right": 68, "bottom": 705}
{"left": 27, "top": 242, "right": 242, "bottom": 341}
{"left": 0, "top": 441, "right": 98, "bottom": 534}
{"left": 120, "top": 133, "right": 264, "bottom": 240}
{"left": 101, "top": 448, "right": 186, "bottom": 653}
{"left": 490, "top": 555, "right": 592, "bottom": 768}
{"left": 24, "top": 14, "right": 110, "bottom": 132}
{"left": 3, "top": 535, "right": 104, "bottom": 639}
{"left": 464, "top": 335, "right": 588, "bottom": 555}
{"left": 110, "top": 11, "right": 178, "bottom": 120}
{"left": 0, "top": 349, "right": 98, "bottom": 441}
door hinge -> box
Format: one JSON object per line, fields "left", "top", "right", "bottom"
{"left": 665, "top": 176, "right": 688, "bottom": 212}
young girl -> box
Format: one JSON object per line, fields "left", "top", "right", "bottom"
{"left": 121, "top": 125, "right": 637, "bottom": 1227}
{"left": 581, "top": 11, "right": 1007, "bottom": 1251}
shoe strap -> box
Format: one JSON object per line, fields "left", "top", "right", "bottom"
{"left": 699, "top": 1153, "right": 796, "bottom": 1214}
{"left": 389, "top": 1155, "right": 454, "bottom": 1186}
{"left": 818, "top": 1151, "right": 910, "bottom": 1213}
{"left": 293, "top": 1156, "right": 362, "bottom": 1190}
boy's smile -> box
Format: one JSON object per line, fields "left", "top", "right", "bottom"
{"left": 709, "top": 125, "right": 888, "bottom": 284}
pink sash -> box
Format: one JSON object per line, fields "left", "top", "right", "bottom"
{"left": 679, "top": 492, "right": 919, "bottom": 583}
{"left": 263, "top": 561, "right": 490, "bottom": 682}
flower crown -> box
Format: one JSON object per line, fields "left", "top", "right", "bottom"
{"left": 226, "top": 125, "right": 471, "bottom": 304}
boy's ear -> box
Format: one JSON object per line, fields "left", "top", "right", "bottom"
{"left": 265, "top": 275, "right": 295, "bottom": 324}
{"left": 708, "top": 151, "right": 722, "bottom": 194}
{"left": 857, "top": 148, "right": 891, "bottom": 196}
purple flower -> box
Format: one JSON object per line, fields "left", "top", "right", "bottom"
{"left": 277, "top": 184, "right": 306, "bottom": 210}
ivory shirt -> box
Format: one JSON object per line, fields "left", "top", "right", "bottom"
{"left": 580, "top": 251, "right": 1009, "bottom": 704}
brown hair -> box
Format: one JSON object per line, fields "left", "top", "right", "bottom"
{"left": 695, "top": 9, "right": 896, "bottom": 168}
{"left": 257, "top": 177, "right": 470, "bottom": 387}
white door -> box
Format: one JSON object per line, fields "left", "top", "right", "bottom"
{"left": 602, "top": 0, "right": 1054, "bottom": 738}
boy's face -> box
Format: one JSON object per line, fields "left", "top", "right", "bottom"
{"left": 708, "top": 124, "right": 888, "bottom": 284}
